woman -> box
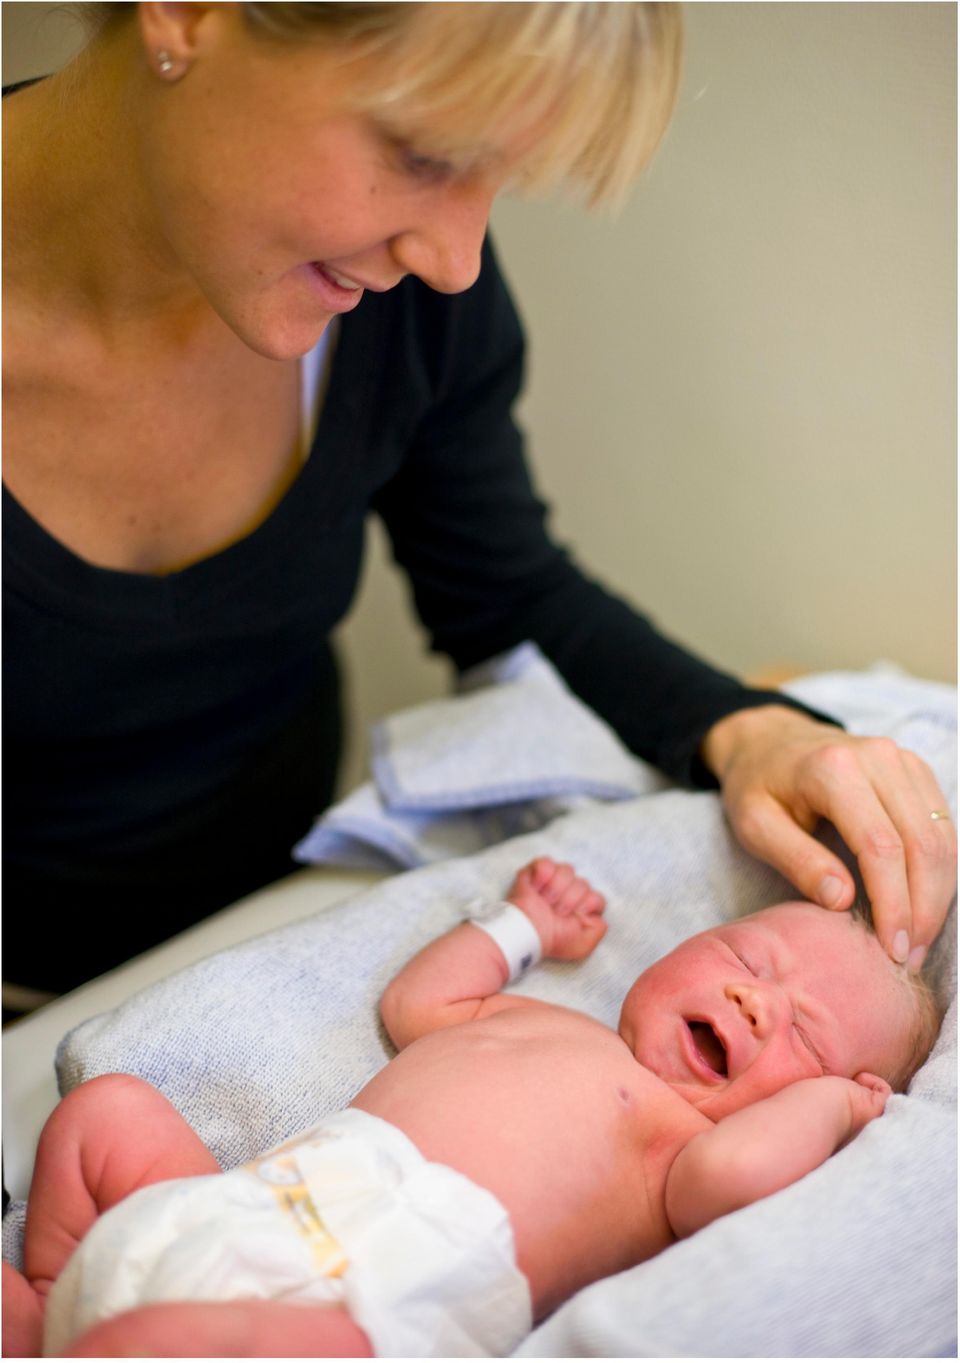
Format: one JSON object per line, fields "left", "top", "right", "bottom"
{"left": 3, "top": 2, "right": 954, "bottom": 1001}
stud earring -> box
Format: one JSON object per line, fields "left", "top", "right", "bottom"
{"left": 156, "top": 49, "right": 175, "bottom": 75}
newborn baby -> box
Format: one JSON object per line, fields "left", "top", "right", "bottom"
{"left": 4, "top": 858, "right": 939, "bottom": 1358}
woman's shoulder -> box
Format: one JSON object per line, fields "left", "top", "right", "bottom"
{"left": 3, "top": 77, "right": 47, "bottom": 98}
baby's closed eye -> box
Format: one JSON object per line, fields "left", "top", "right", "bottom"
{"left": 793, "top": 1018, "right": 828, "bottom": 1073}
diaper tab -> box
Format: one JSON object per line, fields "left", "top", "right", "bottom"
{"left": 252, "top": 1148, "right": 348, "bottom": 1277}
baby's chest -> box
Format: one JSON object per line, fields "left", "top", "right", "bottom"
{"left": 453, "top": 1034, "right": 708, "bottom": 1193}
{"left": 501, "top": 1066, "right": 711, "bottom": 1303}
{"left": 620, "top": 1069, "right": 714, "bottom": 1194}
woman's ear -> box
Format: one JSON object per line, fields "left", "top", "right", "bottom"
{"left": 136, "top": 2, "right": 228, "bottom": 73}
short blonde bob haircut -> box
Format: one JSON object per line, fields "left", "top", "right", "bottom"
{"left": 75, "top": 2, "right": 683, "bottom": 208}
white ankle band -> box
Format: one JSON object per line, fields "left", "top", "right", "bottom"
{"left": 466, "top": 900, "right": 543, "bottom": 982}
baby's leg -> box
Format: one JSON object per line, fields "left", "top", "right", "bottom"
{"left": 10, "top": 1072, "right": 219, "bottom": 1351}
{"left": 64, "top": 1300, "right": 373, "bottom": 1357}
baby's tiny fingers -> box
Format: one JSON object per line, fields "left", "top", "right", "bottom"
{"left": 581, "top": 890, "right": 606, "bottom": 917}
{"left": 574, "top": 914, "right": 608, "bottom": 956}
{"left": 528, "top": 856, "right": 558, "bottom": 890}
{"left": 541, "top": 863, "right": 576, "bottom": 906}
{"left": 558, "top": 877, "right": 602, "bottom": 916}
{"left": 853, "top": 1071, "right": 892, "bottom": 1106}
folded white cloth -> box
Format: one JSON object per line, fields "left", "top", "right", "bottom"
{"left": 8, "top": 666, "right": 956, "bottom": 1357}
{"left": 292, "top": 781, "right": 600, "bottom": 872}
{"left": 293, "top": 642, "right": 666, "bottom": 869}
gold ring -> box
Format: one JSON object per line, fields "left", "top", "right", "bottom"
{"left": 930, "top": 810, "right": 951, "bottom": 821}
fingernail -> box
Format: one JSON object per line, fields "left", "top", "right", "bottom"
{"left": 817, "top": 875, "right": 845, "bottom": 910}
{"left": 907, "top": 944, "right": 927, "bottom": 973}
{"left": 892, "top": 929, "right": 910, "bottom": 963}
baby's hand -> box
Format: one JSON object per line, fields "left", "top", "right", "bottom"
{"left": 507, "top": 857, "right": 606, "bottom": 960}
{"left": 839, "top": 1071, "right": 892, "bottom": 1147}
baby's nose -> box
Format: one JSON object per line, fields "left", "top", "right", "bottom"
{"left": 724, "top": 981, "right": 780, "bottom": 1036}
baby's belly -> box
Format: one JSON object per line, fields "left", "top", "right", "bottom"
{"left": 352, "top": 1010, "right": 702, "bottom": 1315}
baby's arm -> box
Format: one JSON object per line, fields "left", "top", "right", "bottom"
{"left": 665, "top": 1072, "right": 891, "bottom": 1239}
{"left": 380, "top": 857, "right": 606, "bottom": 1049}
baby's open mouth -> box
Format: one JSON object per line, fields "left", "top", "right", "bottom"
{"left": 688, "top": 1020, "right": 728, "bottom": 1077}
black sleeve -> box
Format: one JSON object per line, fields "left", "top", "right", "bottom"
{"left": 372, "top": 237, "right": 838, "bottom": 788}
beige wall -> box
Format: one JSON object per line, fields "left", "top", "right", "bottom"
{"left": 4, "top": 3, "right": 956, "bottom": 793}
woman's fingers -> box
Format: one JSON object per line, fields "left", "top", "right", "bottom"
{"left": 897, "top": 750, "right": 958, "bottom": 954}
{"left": 798, "top": 741, "right": 914, "bottom": 960}
{"left": 729, "top": 791, "right": 857, "bottom": 913}
{"left": 799, "top": 738, "right": 955, "bottom": 963}
{"left": 709, "top": 705, "right": 956, "bottom": 969}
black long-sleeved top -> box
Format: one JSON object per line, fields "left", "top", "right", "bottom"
{"left": 4, "top": 238, "right": 820, "bottom": 991}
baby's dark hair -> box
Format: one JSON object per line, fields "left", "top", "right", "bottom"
{"left": 849, "top": 897, "right": 943, "bottom": 1092}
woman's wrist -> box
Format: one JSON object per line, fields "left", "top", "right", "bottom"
{"left": 700, "top": 703, "right": 810, "bottom": 783}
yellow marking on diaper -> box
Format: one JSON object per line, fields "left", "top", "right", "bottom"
{"left": 253, "top": 1150, "right": 349, "bottom": 1276}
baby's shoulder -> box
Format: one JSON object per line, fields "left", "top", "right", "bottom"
{"left": 479, "top": 995, "right": 623, "bottom": 1043}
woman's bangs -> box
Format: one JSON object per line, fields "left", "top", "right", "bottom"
{"left": 351, "top": 3, "right": 682, "bottom": 208}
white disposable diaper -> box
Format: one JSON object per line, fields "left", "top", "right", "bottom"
{"left": 43, "top": 1107, "right": 532, "bottom": 1357}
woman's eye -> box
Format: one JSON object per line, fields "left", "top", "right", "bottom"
{"left": 400, "top": 146, "right": 456, "bottom": 183}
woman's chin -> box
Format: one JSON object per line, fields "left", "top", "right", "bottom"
{"left": 219, "top": 303, "right": 337, "bottom": 362}
{"left": 199, "top": 263, "right": 353, "bottom": 359}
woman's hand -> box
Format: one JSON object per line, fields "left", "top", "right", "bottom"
{"left": 702, "top": 705, "right": 956, "bottom": 968}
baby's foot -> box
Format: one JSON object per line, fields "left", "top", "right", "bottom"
{"left": 507, "top": 857, "right": 607, "bottom": 961}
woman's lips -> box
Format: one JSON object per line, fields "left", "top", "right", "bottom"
{"left": 316, "top": 262, "right": 362, "bottom": 291}
{"left": 303, "top": 262, "right": 365, "bottom": 313}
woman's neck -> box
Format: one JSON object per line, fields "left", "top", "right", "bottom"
{"left": 3, "top": 32, "right": 213, "bottom": 346}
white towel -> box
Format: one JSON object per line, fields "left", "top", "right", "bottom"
{"left": 294, "top": 642, "right": 665, "bottom": 869}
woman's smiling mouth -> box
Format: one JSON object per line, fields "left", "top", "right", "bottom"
{"left": 302, "top": 262, "right": 367, "bottom": 314}
{"left": 312, "top": 262, "right": 362, "bottom": 291}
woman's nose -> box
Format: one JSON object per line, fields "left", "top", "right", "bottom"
{"left": 390, "top": 181, "right": 495, "bottom": 294}
{"left": 724, "top": 981, "right": 782, "bottom": 1036}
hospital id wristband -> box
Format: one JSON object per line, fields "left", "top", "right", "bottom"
{"left": 466, "top": 900, "right": 543, "bottom": 982}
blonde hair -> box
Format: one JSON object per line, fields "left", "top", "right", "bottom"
{"left": 894, "top": 971, "right": 942, "bottom": 1093}
{"left": 70, "top": 2, "right": 683, "bottom": 208}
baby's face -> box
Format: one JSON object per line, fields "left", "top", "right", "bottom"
{"left": 618, "top": 903, "right": 919, "bottom": 1120}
